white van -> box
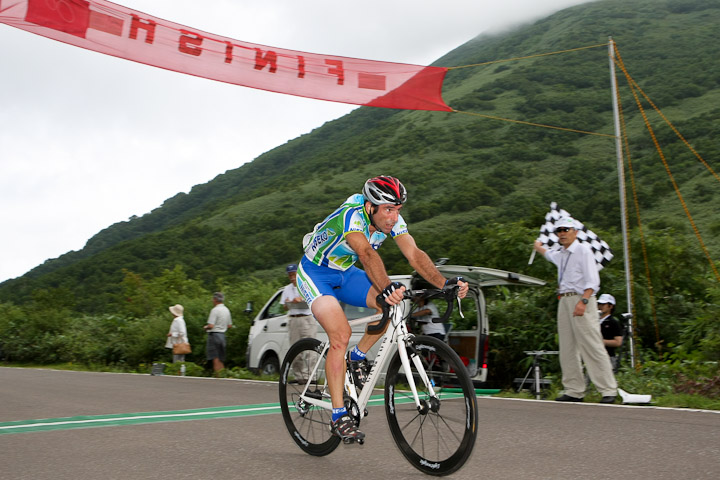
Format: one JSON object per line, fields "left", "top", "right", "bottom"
{"left": 245, "top": 265, "right": 545, "bottom": 385}
{"left": 245, "top": 275, "right": 411, "bottom": 376}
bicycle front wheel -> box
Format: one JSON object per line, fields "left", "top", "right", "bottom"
{"left": 385, "top": 335, "right": 478, "bottom": 476}
{"left": 279, "top": 338, "right": 340, "bottom": 456}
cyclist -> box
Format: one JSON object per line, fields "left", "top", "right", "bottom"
{"left": 296, "top": 175, "right": 468, "bottom": 442}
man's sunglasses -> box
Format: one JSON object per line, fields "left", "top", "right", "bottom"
{"left": 555, "top": 227, "right": 573, "bottom": 233}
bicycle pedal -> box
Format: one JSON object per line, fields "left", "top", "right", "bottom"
{"left": 342, "top": 437, "right": 355, "bottom": 445}
{"left": 363, "top": 409, "right": 368, "bottom": 417}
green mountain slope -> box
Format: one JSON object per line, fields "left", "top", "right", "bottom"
{"left": 2, "top": 0, "right": 719, "bottom": 313}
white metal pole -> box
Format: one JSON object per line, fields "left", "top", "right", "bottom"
{"left": 608, "top": 37, "right": 635, "bottom": 367}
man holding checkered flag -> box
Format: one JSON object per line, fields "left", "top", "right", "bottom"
{"left": 533, "top": 203, "right": 618, "bottom": 404}
{"left": 534, "top": 202, "right": 614, "bottom": 269}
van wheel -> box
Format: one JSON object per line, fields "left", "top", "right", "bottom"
{"left": 261, "top": 356, "right": 280, "bottom": 375}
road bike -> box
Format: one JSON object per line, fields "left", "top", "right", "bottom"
{"left": 278, "top": 284, "right": 478, "bottom": 476}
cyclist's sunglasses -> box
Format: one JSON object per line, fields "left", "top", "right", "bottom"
{"left": 555, "top": 227, "right": 573, "bottom": 233}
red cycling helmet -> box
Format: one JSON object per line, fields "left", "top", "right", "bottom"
{"left": 362, "top": 176, "right": 407, "bottom": 206}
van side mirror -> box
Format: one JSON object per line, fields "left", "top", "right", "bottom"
{"left": 245, "top": 301, "right": 254, "bottom": 314}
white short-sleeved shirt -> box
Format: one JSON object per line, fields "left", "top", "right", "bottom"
{"left": 544, "top": 240, "right": 600, "bottom": 294}
{"left": 415, "top": 302, "right": 445, "bottom": 336}
{"left": 207, "top": 304, "right": 232, "bottom": 332}
{"left": 281, "top": 283, "right": 312, "bottom": 316}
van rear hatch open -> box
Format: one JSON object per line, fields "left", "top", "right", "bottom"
{"left": 411, "top": 264, "right": 545, "bottom": 386}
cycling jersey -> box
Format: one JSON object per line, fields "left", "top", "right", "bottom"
{"left": 303, "top": 194, "right": 408, "bottom": 271}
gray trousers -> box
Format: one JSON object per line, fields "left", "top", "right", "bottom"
{"left": 558, "top": 295, "right": 617, "bottom": 398}
{"left": 289, "top": 315, "right": 318, "bottom": 378}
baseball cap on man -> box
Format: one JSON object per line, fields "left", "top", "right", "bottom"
{"left": 554, "top": 217, "right": 577, "bottom": 231}
{"left": 598, "top": 294, "right": 616, "bottom": 305}
{"left": 286, "top": 264, "right": 298, "bottom": 273}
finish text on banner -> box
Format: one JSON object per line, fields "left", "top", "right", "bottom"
{"left": 0, "top": 0, "right": 452, "bottom": 111}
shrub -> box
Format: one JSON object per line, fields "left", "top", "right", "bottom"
{"left": 673, "top": 374, "right": 720, "bottom": 397}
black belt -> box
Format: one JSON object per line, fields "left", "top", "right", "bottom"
{"left": 289, "top": 314, "right": 310, "bottom": 317}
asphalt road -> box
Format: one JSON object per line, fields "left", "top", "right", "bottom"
{"left": 1, "top": 367, "right": 719, "bottom": 480}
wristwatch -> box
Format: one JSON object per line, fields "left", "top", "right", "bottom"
{"left": 581, "top": 298, "right": 589, "bottom": 305}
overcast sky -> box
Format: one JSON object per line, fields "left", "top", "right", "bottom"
{"left": 0, "top": 0, "right": 593, "bottom": 283}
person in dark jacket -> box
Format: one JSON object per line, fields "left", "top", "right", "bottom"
{"left": 598, "top": 293, "right": 623, "bottom": 372}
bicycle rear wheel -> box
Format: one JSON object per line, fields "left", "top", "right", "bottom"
{"left": 279, "top": 338, "right": 340, "bottom": 456}
{"left": 385, "top": 335, "right": 478, "bottom": 476}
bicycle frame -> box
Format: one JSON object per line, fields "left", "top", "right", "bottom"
{"left": 294, "top": 301, "right": 437, "bottom": 417}
{"left": 280, "top": 283, "right": 477, "bottom": 476}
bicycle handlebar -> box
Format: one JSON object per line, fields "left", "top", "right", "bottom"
{"left": 367, "top": 279, "right": 464, "bottom": 334}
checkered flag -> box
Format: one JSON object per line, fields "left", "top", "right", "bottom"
{"left": 535, "top": 202, "right": 613, "bottom": 270}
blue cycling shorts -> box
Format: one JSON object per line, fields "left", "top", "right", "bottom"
{"left": 296, "top": 257, "right": 372, "bottom": 309}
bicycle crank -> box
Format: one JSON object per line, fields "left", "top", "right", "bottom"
{"left": 344, "top": 395, "right": 367, "bottom": 422}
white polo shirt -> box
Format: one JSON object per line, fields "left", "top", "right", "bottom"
{"left": 543, "top": 240, "right": 600, "bottom": 295}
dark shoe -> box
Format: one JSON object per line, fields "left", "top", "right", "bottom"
{"left": 600, "top": 396, "right": 616, "bottom": 404}
{"left": 347, "top": 354, "right": 370, "bottom": 391}
{"left": 555, "top": 394, "right": 583, "bottom": 402}
{"left": 330, "top": 415, "right": 365, "bottom": 443}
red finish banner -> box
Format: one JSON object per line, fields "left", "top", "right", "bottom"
{"left": 0, "top": 0, "right": 452, "bottom": 111}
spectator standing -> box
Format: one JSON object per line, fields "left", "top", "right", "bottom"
{"left": 533, "top": 216, "right": 618, "bottom": 403}
{"left": 203, "top": 292, "right": 232, "bottom": 374}
{"left": 282, "top": 264, "right": 317, "bottom": 379}
{"left": 166, "top": 304, "right": 188, "bottom": 363}
{"left": 411, "top": 296, "right": 446, "bottom": 341}
{"left": 598, "top": 293, "right": 624, "bottom": 372}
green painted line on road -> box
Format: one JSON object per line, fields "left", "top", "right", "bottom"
{"left": 1, "top": 391, "right": 466, "bottom": 435}
{"left": 0, "top": 403, "right": 283, "bottom": 435}
{"left": 0, "top": 395, "right": 384, "bottom": 435}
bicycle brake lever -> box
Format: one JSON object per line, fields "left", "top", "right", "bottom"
{"left": 456, "top": 297, "right": 464, "bottom": 319}
{"left": 368, "top": 294, "right": 391, "bottom": 333}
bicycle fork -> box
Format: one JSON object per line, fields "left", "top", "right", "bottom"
{"left": 397, "top": 332, "right": 439, "bottom": 411}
